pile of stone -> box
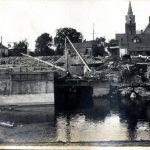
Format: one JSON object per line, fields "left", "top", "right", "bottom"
{"left": 0, "top": 56, "right": 61, "bottom": 68}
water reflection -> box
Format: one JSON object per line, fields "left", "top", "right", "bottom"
{"left": 54, "top": 97, "right": 150, "bottom": 142}
{"left": 0, "top": 106, "right": 55, "bottom": 124}
{"left": 0, "top": 96, "right": 149, "bottom": 144}
{"left": 119, "top": 100, "right": 150, "bottom": 141}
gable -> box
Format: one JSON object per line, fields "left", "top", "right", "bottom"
{"left": 66, "top": 42, "right": 92, "bottom": 54}
{"left": 144, "top": 23, "right": 150, "bottom": 34}
{"left": 55, "top": 55, "right": 76, "bottom": 65}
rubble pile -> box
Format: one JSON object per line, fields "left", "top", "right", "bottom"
{"left": 134, "top": 87, "right": 148, "bottom": 97}
{"left": 101, "top": 61, "right": 122, "bottom": 81}
{"left": 120, "top": 87, "right": 133, "bottom": 97}
{"left": 131, "top": 56, "right": 150, "bottom": 63}
{"left": 0, "top": 56, "right": 61, "bottom": 68}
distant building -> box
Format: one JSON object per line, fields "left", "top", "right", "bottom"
{"left": 0, "top": 42, "right": 8, "bottom": 57}
{"left": 107, "top": 40, "right": 120, "bottom": 59}
{"left": 66, "top": 41, "right": 93, "bottom": 56}
{"left": 116, "top": 1, "right": 150, "bottom": 56}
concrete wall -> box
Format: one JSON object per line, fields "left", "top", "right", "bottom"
{"left": 11, "top": 72, "right": 54, "bottom": 95}
{"left": 0, "top": 73, "right": 11, "bottom": 95}
{"left": 0, "top": 71, "right": 55, "bottom": 106}
{"left": 0, "top": 93, "right": 54, "bottom": 106}
{"left": 11, "top": 80, "right": 53, "bottom": 94}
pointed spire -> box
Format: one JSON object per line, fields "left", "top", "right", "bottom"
{"left": 128, "top": 1, "right": 133, "bottom": 15}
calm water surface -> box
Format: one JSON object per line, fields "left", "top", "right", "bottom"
{"left": 0, "top": 97, "right": 149, "bottom": 145}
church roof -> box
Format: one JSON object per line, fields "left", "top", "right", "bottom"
{"left": 128, "top": 1, "right": 133, "bottom": 15}
{"left": 144, "top": 23, "right": 150, "bottom": 34}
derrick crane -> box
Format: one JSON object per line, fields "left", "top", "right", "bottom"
{"left": 21, "top": 36, "right": 93, "bottom": 77}
{"left": 66, "top": 36, "right": 91, "bottom": 72}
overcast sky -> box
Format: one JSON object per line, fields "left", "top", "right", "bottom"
{"left": 0, "top": 0, "right": 150, "bottom": 50}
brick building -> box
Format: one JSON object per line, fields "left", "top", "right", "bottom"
{"left": 116, "top": 1, "right": 150, "bottom": 56}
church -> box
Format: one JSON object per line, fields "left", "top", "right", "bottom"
{"left": 116, "top": 1, "right": 150, "bottom": 56}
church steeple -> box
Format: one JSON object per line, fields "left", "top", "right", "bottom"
{"left": 128, "top": 1, "right": 133, "bottom": 15}
{"left": 125, "top": 1, "right": 136, "bottom": 35}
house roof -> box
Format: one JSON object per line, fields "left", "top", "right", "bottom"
{"left": 74, "top": 58, "right": 102, "bottom": 65}
{"left": 0, "top": 43, "right": 8, "bottom": 49}
{"left": 66, "top": 41, "right": 92, "bottom": 49}
{"left": 55, "top": 55, "right": 102, "bottom": 66}
{"left": 55, "top": 54, "right": 76, "bottom": 65}
{"left": 66, "top": 41, "right": 92, "bottom": 54}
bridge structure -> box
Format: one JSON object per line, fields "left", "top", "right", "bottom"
{"left": 0, "top": 37, "right": 99, "bottom": 109}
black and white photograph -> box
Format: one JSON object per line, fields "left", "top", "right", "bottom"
{"left": 0, "top": 0, "right": 149, "bottom": 149}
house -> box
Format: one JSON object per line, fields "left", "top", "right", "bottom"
{"left": 66, "top": 41, "right": 93, "bottom": 56}
{"left": 116, "top": 1, "right": 150, "bottom": 56}
{"left": 0, "top": 43, "right": 8, "bottom": 57}
{"left": 107, "top": 40, "right": 120, "bottom": 59}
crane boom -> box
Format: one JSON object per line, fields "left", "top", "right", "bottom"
{"left": 21, "top": 53, "right": 66, "bottom": 72}
{"left": 66, "top": 36, "right": 91, "bottom": 72}
{"left": 21, "top": 36, "right": 91, "bottom": 74}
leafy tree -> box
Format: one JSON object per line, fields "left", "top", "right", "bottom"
{"left": 55, "top": 45, "right": 64, "bottom": 55}
{"left": 96, "top": 37, "right": 106, "bottom": 45}
{"left": 92, "top": 44, "right": 106, "bottom": 57}
{"left": 10, "top": 40, "right": 28, "bottom": 56}
{"left": 92, "top": 37, "right": 108, "bottom": 57}
{"left": 54, "top": 27, "right": 83, "bottom": 55}
{"left": 35, "top": 33, "right": 54, "bottom": 56}
{"left": 107, "top": 39, "right": 119, "bottom": 55}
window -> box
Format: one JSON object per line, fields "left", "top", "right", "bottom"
{"left": 132, "top": 36, "right": 141, "bottom": 43}
{"left": 121, "top": 38, "right": 123, "bottom": 44}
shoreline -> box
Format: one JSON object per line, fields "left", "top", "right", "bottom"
{"left": 0, "top": 140, "right": 150, "bottom": 146}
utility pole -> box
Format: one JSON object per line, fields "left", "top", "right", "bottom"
{"left": 92, "top": 23, "right": 97, "bottom": 42}
{"left": 93, "top": 23, "right": 95, "bottom": 42}
{"left": 91, "top": 23, "right": 97, "bottom": 56}
{"left": 26, "top": 42, "right": 29, "bottom": 55}
{"left": 90, "top": 23, "right": 97, "bottom": 42}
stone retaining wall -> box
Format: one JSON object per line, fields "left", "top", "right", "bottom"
{"left": 0, "top": 70, "right": 55, "bottom": 106}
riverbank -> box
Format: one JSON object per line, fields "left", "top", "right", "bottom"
{"left": 0, "top": 140, "right": 150, "bottom": 146}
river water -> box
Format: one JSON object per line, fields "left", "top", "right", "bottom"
{"left": 0, "top": 97, "right": 149, "bottom": 146}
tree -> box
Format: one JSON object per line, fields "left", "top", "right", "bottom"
{"left": 96, "top": 37, "right": 106, "bottom": 45}
{"left": 35, "top": 33, "right": 54, "bottom": 56}
{"left": 54, "top": 27, "right": 83, "bottom": 55}
{"left": 10, "top": 40, "right": 28, "bottom": 56}
{"left": 92, "top": 37, "right": 108, "bottom": 57}
{"left": 107, "top": 39, "right": 118, "bottom": 51}
{"left": 92, "top": 44, "right": 104, "bottom": 57}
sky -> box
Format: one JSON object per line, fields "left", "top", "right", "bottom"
{"left": 0, "top": 0, "right": 150, "bottom": 50}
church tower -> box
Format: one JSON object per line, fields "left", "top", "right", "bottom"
{"left": 125, "top": 1, "right": 136, "bottom": 35}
